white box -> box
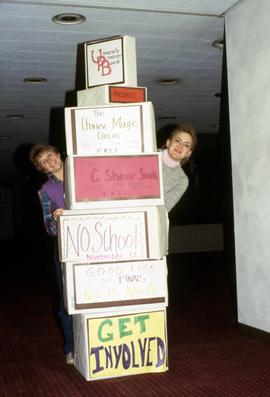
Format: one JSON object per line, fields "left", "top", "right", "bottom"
{"left": 84, "top": 35, "right": 137, "bottom": 88}
{"left": 58, "top": 206, "right": 168, "bottom": 263}
{"left": 64, "top": 153, "right": 164, "bottom": 210}
{"left": 62, "top": 258, "right": 168, "bottom": 314}
{"left": 64, "top": 102, "right": 156, "bottom": 156}
{"left": 77, "top": 85, "right": 147, "bottom": 107}
{"left": 73, "top": 307, "right": 168, "bottom": 381}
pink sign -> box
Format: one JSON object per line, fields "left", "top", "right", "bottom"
{"left": 74, "top": 155, "right": 161, "bottom": 201}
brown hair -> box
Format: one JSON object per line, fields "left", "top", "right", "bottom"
{"left": 29, "top": 144, "right": 59, "bottom": 171}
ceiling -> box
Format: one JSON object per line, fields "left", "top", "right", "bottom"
{"left": 0, "top": 0, "right": 240, "bottom": 183}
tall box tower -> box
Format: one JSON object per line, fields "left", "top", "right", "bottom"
{"left": 59, "top": 35, "right": 169, "bottom": 381}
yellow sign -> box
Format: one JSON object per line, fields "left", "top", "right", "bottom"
{"left": 87, "top": 310, "right": 167, "bottom": 379}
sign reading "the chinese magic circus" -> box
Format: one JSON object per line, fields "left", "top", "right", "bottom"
{"left": 87, "top": 310, "right": 167, "bottom": 379}
{"left": 69, "top": 105, "right": 143, "bottom": 155}
{"left": 65, "top": 102, "right": 155, "bottom": 156}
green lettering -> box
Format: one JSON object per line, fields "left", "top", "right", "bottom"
{"left": 98, "top": 319, "right": 113, "bottom": 342}
{"left": 119, "top": 317, "right": 132, "bottom": 338}
{"left": 134, "top": 315, "right": 149, "bottom": 333}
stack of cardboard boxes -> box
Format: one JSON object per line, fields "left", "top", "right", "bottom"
{"left": 58, "top": 35, "right": 169, "bottom": 381}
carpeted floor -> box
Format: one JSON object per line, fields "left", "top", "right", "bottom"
{"left": 1, "top": 248, "right": 270, "bottom": 397}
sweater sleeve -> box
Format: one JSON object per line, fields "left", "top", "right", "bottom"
{"left": 162, "top": 162, "right": 189, "bottom": 212}
{"left": 164, "top": 173, "right": 189, "bottom": 212}
{"left": 38, "top": 189, "right": 58, "bottom": 237}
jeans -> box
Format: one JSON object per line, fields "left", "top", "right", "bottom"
{"left": 53, "top": 240, "right": 74, "bottom": 355}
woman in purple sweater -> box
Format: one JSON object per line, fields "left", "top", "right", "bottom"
{"left": 30, "top": 144, "right": 73, "bottom": 365}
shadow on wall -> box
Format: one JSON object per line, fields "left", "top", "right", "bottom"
{"left": 12, "top": 143, "right": 51, "bottom": 277}
{"left": 13, "top": 143, "right": 46, "bottom": 188}
{"left": 48, "top": 107, "right": 68, "bottom": 157}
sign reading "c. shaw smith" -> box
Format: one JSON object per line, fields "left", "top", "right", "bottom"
{"left": 64, "top": 153, "right": 164, "bottom": 209}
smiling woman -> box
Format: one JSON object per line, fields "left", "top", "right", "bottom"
{"left": 161, "top": 123, "right": 197, "bottom": 213}
{"left": 37, "top": 151, "right": 63, "bottom": 177}
{"left": 29, "top": 144, "right": 63, "bottom": 175}
{"left": 29, "top": 143, "right": 74, "bottom": 365}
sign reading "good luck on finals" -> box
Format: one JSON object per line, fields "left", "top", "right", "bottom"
{"left": 87, "top": 310, "right": 167, "bottom": 379}
{"left": 72, "top": 259, "right": 167, "bottom": 310}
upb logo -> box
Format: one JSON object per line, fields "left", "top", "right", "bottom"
{"left": 91, "top": 49, "right": 112, "bottom": 76}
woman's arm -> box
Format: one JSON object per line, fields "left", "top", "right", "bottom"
{"left": 164, "top": 175, "right": 188, "bottom": 212}
{"left": 38, "top": 190, "right": 58, "bottom": 237}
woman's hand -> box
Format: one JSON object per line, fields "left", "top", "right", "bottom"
{"left": 53, "top": 208, "right": 64, "bottom": 221}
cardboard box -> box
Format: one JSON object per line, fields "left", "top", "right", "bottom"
{"left": 73, "top": 307, "right": 168, "bottom": 380}
{"left": 77, "top": 85, "right": 147, "bottom": 107}
{"left": 58, "top": 206, "right": 168, "bottom": 263}
{"left": 64, "top": 153, "right": 164, "bottom": 210}
{"left": 64, "top": 102, "right": 156, "bottom": 155}
{"left": 62, "top": 258, "right": 168, "bottom": 314}
{"left": 84, "top": 35, "right": 137, "bottom": 88}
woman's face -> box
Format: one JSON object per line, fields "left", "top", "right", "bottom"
{"left": 166, "top": 131, "right": 193, "bottom": 162}
{"left": 38, "top": 150, "right": 62, "bottom": 174}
